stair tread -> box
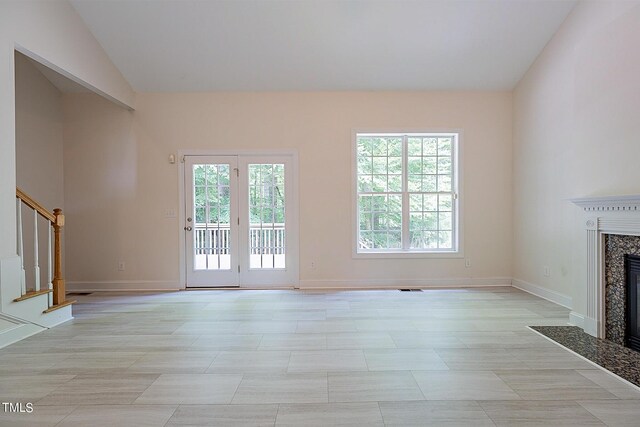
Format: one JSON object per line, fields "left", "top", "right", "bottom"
{"left": 43, "top": 299, "right": 76, "bottom": 314}
{"left": 13, "top": 289, "right": 52, "bottom": 302}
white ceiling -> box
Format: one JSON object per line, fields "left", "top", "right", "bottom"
{"left": 70, "top": 0, "right": 577, "bottom": 92}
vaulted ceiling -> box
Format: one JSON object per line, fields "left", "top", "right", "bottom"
{"left": 71, "top": 0, "right": 577, "bottom": 92}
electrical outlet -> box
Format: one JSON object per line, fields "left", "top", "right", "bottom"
{"left": 543, "top": 266, "right": 550, "bottom": 277}
{"left": 464, "top": 259, "right": 471, "bottom": 268}
{"left": 118, "top": 261, "right": 125, "bottom": 271}
{"left": 310, "top": 261, "right": 316, "bottom": 269}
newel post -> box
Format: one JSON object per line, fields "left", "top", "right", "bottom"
{"left": 52, "top": 208, "right": 65, "bottom": 305}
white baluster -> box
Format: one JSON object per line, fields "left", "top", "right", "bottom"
{"left": 16, "top": 199, "right": 26, "bottom": 295}
{"left": 33, "top": 210, "right": 40, "bottom": 292}
{"left": 48, "top": 224, "right": 53, "bottom": 307}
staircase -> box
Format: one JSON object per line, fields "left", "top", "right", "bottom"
{"left": 0, "top": 188, "right": 75, "bottom": 347}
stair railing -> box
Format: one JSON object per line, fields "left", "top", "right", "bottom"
{"left": 15, "top": 188, "right": 67, "bottom": 309}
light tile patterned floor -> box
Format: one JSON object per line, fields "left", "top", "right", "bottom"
{"left": 1, "top": 287, "right": 639, "bottom": 426}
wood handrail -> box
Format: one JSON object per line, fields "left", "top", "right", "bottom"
{"left": 16, "top": 188, "right": 55, "bottom": 223}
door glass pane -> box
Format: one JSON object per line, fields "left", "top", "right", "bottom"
{"left": 249, "top": 163, "right": 286, "bottom": 269}
{"left": 192, "top": 164, "right": 231, "bottom": 270}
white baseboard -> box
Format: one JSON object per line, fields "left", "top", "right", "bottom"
{"left": 65, "top": 276, "right": 579, "bottom": 315}
{"left": 0, "top": 314, "right": 45, "bottom": 349}
{"left": 511, "top": 278, "right": 572, "bottom": 309}
{"left": 583, "top": 316, "right": 599, "bottom": 337}
{"left": 68, "top": 278, "right": 511, "bottom": 291}
{"left": 298, "top": 276, "right": 512, "bottom": 290}
{"left": 569, "top": 311, "right": 585, "bottom": 328}
{"left": 0, "top": 323, "right": 44, "bottom": 349}
{"left": 66, "top": 280, "right": 181, "bottom": 292}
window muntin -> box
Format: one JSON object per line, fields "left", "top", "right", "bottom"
{"left": 356, "top": 133, "right": 458, "bottom": 253}
{"left": 192, "top": 163, "right": 232, "bottom": 270}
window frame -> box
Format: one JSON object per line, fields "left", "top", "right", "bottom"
{"left": 352, "top": 130, "right": 464, "bottom": 259}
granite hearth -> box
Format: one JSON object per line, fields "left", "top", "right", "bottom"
{"left": 531, "top": 326, "right": 640, "bottom": 388}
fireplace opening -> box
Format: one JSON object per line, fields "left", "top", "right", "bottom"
{"left": 625, "top": 254, "right": 640, "bottom": 352}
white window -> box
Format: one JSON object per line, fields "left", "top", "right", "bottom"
{"left": 354, "top": 133, "right": 460, "bottom": 255}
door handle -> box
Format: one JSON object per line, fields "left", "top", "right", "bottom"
{"left": 184, "top": 226, "right": 192, "bottom": 231}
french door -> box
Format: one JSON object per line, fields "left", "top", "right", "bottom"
{"left": 184, "top": 154, "right": 297, "bottom": 288}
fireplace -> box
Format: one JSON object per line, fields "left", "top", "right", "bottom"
{"left": 571, "top": 194, "right": 640, "bottom": 339}
{"left": 625, "top": 254, "right": 640, "bottom": 352}
{"left": 603, "top": 234, "right": 640, "bottom": 345}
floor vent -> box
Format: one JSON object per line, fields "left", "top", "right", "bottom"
{"left": 67, "top": 292, "right": 93, "bottom": 296}
{"left": 399, "top": 289, "right": 423, "bottom": 292}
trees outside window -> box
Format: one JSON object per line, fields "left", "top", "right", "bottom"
{"left": 356, "top": 133, "right": 459, "bottom": 254}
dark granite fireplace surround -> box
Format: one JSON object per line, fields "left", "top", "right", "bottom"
{"left": 604, "top": 234, "right": 640, "bottom": 347}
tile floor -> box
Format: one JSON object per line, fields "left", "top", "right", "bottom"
{"left": 0, "top": 287, "right": 639, "bottom": 426}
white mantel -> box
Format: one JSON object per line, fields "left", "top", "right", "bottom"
{"left": 572, "top": 195, "right": 640, "bottom": 212}
{"left": 571, "top": 195, "right": 640, "bottom": 338}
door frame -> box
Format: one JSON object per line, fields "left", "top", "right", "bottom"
{"left": 178, "top": 149, "right": 299, "bottom": 289}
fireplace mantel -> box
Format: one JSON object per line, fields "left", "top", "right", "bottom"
{"left": 571, "top": 195, "right": 640, "bottom": 339}
{"left": 571, "top": 194, "right": 640, "bottom": 212}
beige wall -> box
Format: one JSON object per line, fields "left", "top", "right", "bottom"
{"left": 63, "top": 91, "right": 513, "bottom": 289}
{"left": 513, "top": 1, "right": 640, "bottom": 313}
{"left": 15, "top": 52, "right": 65, "bottom": 289}
{"left": 0, "top": 0, "right": 134, "bottom": 261}
{"left": 15, "top": 52, "right": 64, "bottom": 211}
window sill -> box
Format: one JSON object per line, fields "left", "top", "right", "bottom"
{"left": 353, "top": 250, "right": 463, "bottom": 259}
